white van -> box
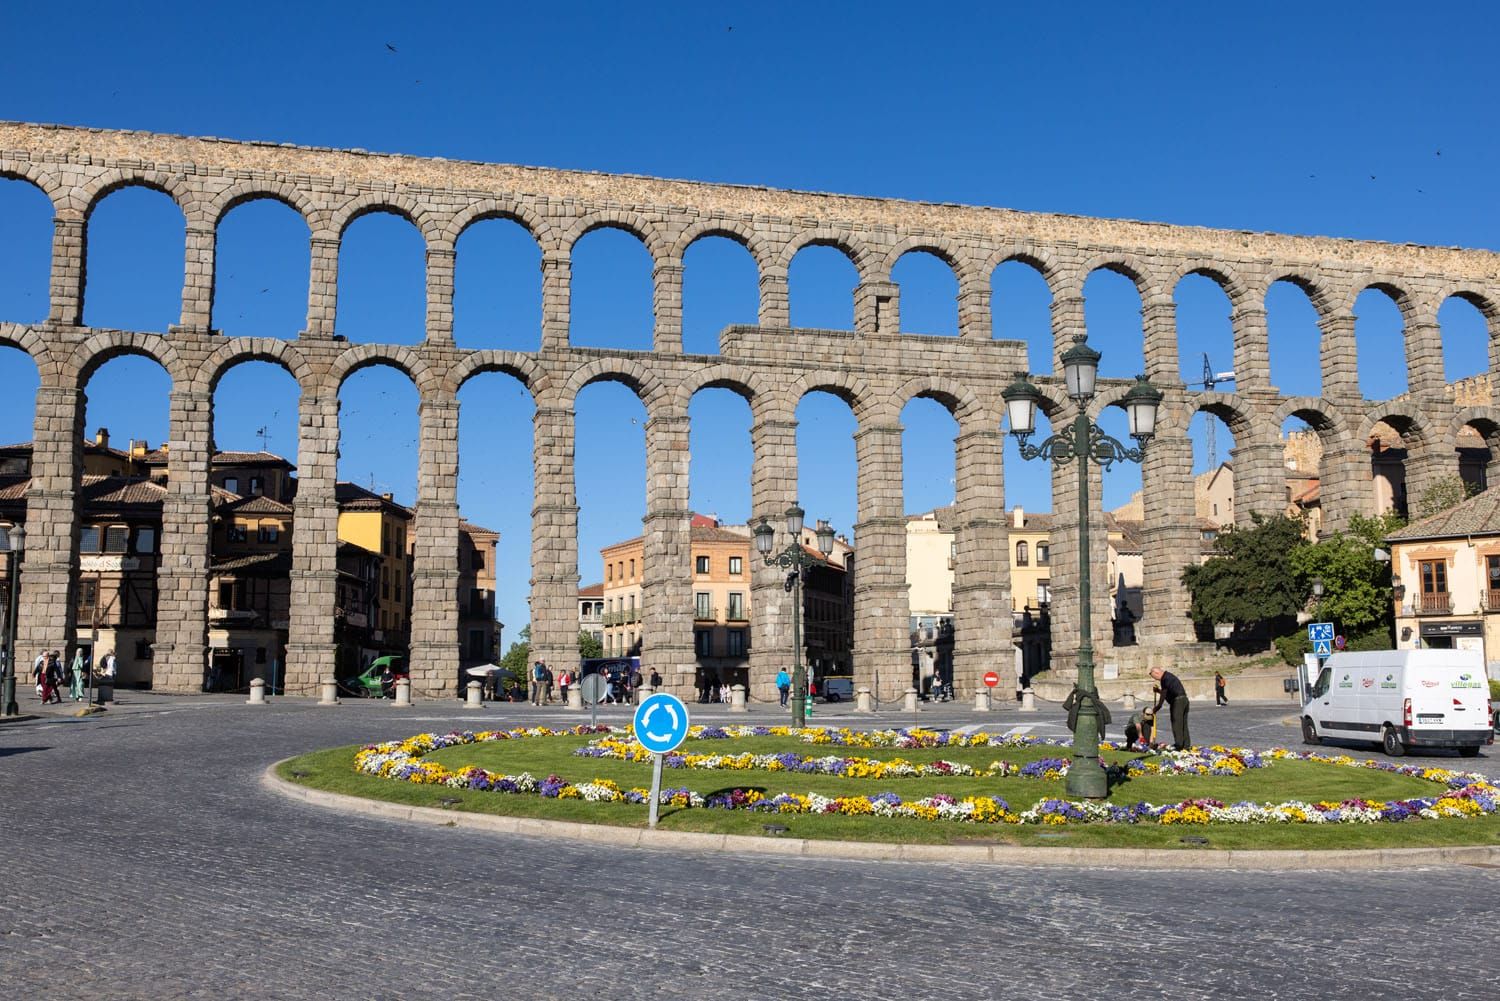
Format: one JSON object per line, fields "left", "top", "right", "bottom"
{"left": 1301, "top": 649, "right": 1493, "bottom": 757}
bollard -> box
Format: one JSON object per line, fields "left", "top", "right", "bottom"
{"left": 465, "top": 680, "right": 483, "bottom": 709}
{"left": 1122, "top": 691, "right": 1136, "bottom": 712}
{"left": 730, "top": 684, "right": 747, "bottom": 713}
{"left": 638, "top": 685, "right": 654, "bottom": 700}
{"left": 856, "top": 687, "right": 873, "bottom": 713}
{"left": 247, "top": 678, "right": 266, "bottom": 706}
{"left": 974, "top": 688, "right": 991, "bottom": 712}
{"left": 567, "top": 686, "right": 583, "bottom": 711}
{"left": 1020, "top": 687, "right": 1036, "bottom": 712}
{"left": 318, "top": 681, "right": 340, "bottom": 706}
{"left": 903, "top": 687, "right": 919, "bottom": 713}
{"left": 393, "top": 678, "right": 412, "bottom": 707}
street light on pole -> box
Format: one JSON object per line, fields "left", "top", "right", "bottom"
{"left": 754, "top": 504, "right": 837, "bottom": 729}
{"left": 2, "top": 522, "right": 25, "bottom": 717}
{"left": 1002, "top": 334, "right": 1163, "bottom": 799}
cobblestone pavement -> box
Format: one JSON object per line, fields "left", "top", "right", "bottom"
{"left": 2, "top": 692, "right": 1497, "bottom": 1000}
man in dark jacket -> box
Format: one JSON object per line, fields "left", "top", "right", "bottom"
{"left": 1149, "top": 667, "right": 1191, "bottom": 750}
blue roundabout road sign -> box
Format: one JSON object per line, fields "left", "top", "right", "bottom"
{"left": 632, "top": 692, "right": 690, "bottom": 755}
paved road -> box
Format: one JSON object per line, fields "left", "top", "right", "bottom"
{"left": 1, "top": 692, "right": 1496, "bottom": 1000}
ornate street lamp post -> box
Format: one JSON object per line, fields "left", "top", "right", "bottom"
{"left": 1003, "top": 334, "right": 1163, "bottom": 799}
{"left": 2, "top": 522, "right": 25, "bottom": 717}
{"left": 754, "top": 504, "right": 837, "bottom": 728}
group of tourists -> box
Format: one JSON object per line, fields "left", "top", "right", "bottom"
{"left": 518, "top": 661, "right": 662, "bottom": 706}
{"left": 30, "top": 648, "right": 116, "bottom": 704}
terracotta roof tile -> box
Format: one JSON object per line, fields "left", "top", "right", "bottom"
{"left": 1386, "top": 488, "right": 1500, "bottom": 542}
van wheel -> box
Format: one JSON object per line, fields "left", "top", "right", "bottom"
{"left": 1301, "top": 717, "right": 1319, "bottom": 745}
{"left": 1382, "top": 726, "right": 1407, "bottom": 757}
{"left": 1458, "top": 746, "right": 1480, "bottom": 758}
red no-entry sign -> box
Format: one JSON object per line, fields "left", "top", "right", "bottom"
{"left": 983, "top": 671, "right": 1000, "bottom": 688}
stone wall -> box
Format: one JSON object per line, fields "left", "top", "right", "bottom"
{"left": 1, "top": 121, "right": 1498, "bottom": 698}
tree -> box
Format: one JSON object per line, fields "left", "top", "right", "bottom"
{"left": 1181, "top": 515, "right": 1306, "bottom": 631}
{"left": 499, "top": 624, "right": 531, "bottom": 684}
{"left": 1414, "top": 474, "right": 1477, "bottom": 520}
{"left": 578, "top": 630, "right": 602, "bottom": 659}
{"left": 1289, "top": 512, "right": 1402, "bottom": 638}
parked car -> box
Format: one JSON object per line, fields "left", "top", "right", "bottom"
{"left": 1299, "top": 650, "right": 1492, "bottom": 757}
{"left": 340, "top": 655, "right": 407, "bottom": 698}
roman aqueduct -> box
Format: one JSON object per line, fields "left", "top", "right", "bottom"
{"left": 1, "top": 121, "right": 1497, "bottom": 699}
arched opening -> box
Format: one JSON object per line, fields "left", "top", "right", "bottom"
{"left": 1083, "top": 268, "right": 1145, "bottom": 380}
{"left": 570, "top": 227, "right": 653, "bottom": 351}
{"left": 1456, "top": 419, "right": 1497, "bottom": 495}
{"left": 453, "top": 217, "right": 541, "bottom": 351}
{"left": 901, "top": 395, "right": 958, "bottom": 697}
{"left": 991, "top": 259, "right": 1053, "bottom": 375}
{"left": 337, "top": 212, "right": 426, "bottom": 346}
{"left": 1368, "top": 418, "right": 1411, "bottom": 519}
{"left": 84, "top": 186, "right": 185, "bottom": 331}
{"left": 208, "top": 360, "right": 302, "bottom": 692}
{"left": 75, "top": 353, "right": 173, "bottom": 689}
{"left": 1266, "top": 280, "right": 1322, "bottom": 397}
{"left": 788, "top": 244, "right": 857, "bottom": 330}
{"left": 794, "top": 389, "right": 857, "bottom": 687}
{"left": 1174, "top": 274, "right": 1235, "bottom": 389}
{"left": 891, "top": 250, "right": 957, "bottom": 336}
{"left": 1004, "top": 405, "right": 1056, "bottom": 680}
{"left": 577, "top": 381, "right": 646, "bottom": 659}
{"left": 1439, "top": 295, "right": 1490, "bottom": 387}
{"left": 1281, "top": 414, "right": 1326, "bottom": 539}
{"left": 686, "top": 386, "right": 753, "bottom": 683}
{"left": 1355, "top": 287, "right": 1408, "bottom": 401}
{"left": 0, "top": 345, "right": 39, "bottom": 446}
{"left": 1188, "top": 410, "right": 1237, "bottom": 522}
{"left": 213, "top": 199, "right": 310, "bottom": 339}
{"left": 457, "top": 370, "right": 534, "bottom": 676}
{"left": 337, "top": 363, "right": 420, "bottom": 675}
{"left": 682, "top": 236, "right": 758, "bottom": 355}
{"left": 0, "top": 178, "right": 53, "bottom": 323}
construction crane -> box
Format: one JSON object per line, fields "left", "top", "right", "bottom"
{"left": 1195, "top": 353, "right": 1236, "bottom": 466}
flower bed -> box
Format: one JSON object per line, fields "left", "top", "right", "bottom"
{"left": 351, "top": 724, "right": 1499, "bottom": 828}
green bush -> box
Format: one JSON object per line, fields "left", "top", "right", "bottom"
{"left": 1274, "top": 629, "right": 1392, "bottom": 666}
{"left": 1490, "top": 679, "right": 1500, "bottom": 702}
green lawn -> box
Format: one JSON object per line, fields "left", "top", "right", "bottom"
{"left": 275, "top": 733, "right": 1500, "bottom": 850}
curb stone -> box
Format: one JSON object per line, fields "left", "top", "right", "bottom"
{"left": 261, "top": 761, "right": 1500, "bottom": 871}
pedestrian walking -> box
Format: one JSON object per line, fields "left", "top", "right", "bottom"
{"left": 530, "top": 661, "right": 546, "bottom": 706}
{"left": 544, "top": 665, "right": 555, "bottom": 704}
{"left": 627, "top": 667, "right": 642, "bottom": 705}
{"left": 44, "top": 650, "right": 63, "bottom": 704}
{"left": 649, "top": 668, "right": 662, "bottom": 690}
{"left": 1214, "top": 671, "right": 1228, "bottom": 706}
{"left": 31, "top": 650, "right": 45, "bottom": 699}
{"left": 775, "top": 668, "right": 791, "bottom": 708}
{"left": 558, "top": 669, "right": 571, "bottom": 704}
{"left": 69, "top": 649, "right": 86, "bottom": 701}
{"left": 1148, "top": 667, "right": 1191, "bottom": 750}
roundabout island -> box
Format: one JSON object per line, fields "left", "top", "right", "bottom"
{"left": 276, "top": 723, "right": 1500, "bottom": 855}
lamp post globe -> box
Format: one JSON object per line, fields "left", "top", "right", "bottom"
{"left": 757, "top": 505, "right": 836, "bottom": 729}
{"left": 784, "top": 504, "right": 805, "bottom": 538}
{"left": 1001, "top": 373, "right": 1043, "bottom": 440}
{"left": 1122, "top": 375, "right": 1165, "bottom": 440}
{"left": 1060, "top": 333, "right": 1102, "bottom": 402}
{"left": 753, "top": 518, "right": 775, "bottom": 556}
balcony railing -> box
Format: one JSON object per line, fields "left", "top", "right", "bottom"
{"left": 1485, "top": 589, "right": 1500, "bottom": 612}
{"left": 726, "top": 606, "right": 748, "bottom": 622}
{"left": 604, "top": 605, "right": 643, "bottom": 627}
{"left": 694, "top": 605, "right": 717, "bottom": 621}
{"left": 1418, "top": 592, "right": 1452, "bottom": 615}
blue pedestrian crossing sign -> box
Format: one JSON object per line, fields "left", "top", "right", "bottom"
{"left": 1309, "top": 622, "right": 1334, "bottom": 657}
{"left": 633, "top": 692, "right": 690, "bottom": 755}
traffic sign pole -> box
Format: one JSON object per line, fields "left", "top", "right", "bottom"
{"left": 648, "top": 753, "right": 663, "bottom": 828}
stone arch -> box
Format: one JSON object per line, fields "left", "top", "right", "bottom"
{"left": 0, "top": 322, "right": 60, "bottom": 381}
{"left": 1273, "top": 397, "right": 1353, "bottom": 445}
{"left": 1354, "top": 276, "right": 1418, "bottom": 323}
{"left": 789, "top": 370, "right": 876, "bottom": 423}
{"left": 1165, "top": 260, "right": 1251, "bottom": 308}
{"left": 1450, "top": 406, "right": 1500, "bottom": 445}
{"left": 205, "top": 181, "right": 319, "bottom": 229}
{"left": 0, "top": 160, "right": 63, "bottom": 210}
{"left": 69, "top": 330, "right": 183, "bottom": 389}
{"left": 1443, "top": 285, "right": 1500, "bottom": 322}
{"left": 1264, "top": 270, "right": 1336, "bottom": 316}
{"left": 673, "top": 362, "right": 768, "bottom": 413}
{"left": 561, "top": 211, "right": 668, "bottom": 261}
{"left": 75, "top": 168, "right": 196, "bottom": 218}
{"left": 1358, "top": 404, "right": 1432, "bottom": 451}
{"left": 1077, "top": 252, "right": 1157, "bottom": 299}
{"left": 327, "top": 344, "right": 439, "bottom": 396}
{"left": 562, "top": 357, "right": 668, "bottom": 412}
{"left": 675, "top": 219, "right": 772, "bottom": 272}
{"left": 984, "top": 245, "right": 1065, "bottom": 294}
{"left": 196, "top": 338, "right": 314, "bottom": 395}
{"left": 446, "top": 199, "right": 555, "bottom": 253}
{"left": 879, "top": 235, "right": 966, "bottom": 279}
{"left": 892, "top": 374, "right": 989, "bottom": 426}
{"left": 776, "top": 229, "right": 878, "bottom": 281}
{"left": 448, "top": 351, "right": 544, "bottom": 397}
{"left": 329, "top": 191, "right": 443, "bottom": 245}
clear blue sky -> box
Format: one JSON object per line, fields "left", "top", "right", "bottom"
{"left": 1, "top": 1, "right": 1495, "bottom": 640}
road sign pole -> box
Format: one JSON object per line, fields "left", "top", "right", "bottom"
{"left": 647, "top": 752, "right": 663, "bottom": 829}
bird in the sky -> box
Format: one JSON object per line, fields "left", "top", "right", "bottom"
{"left": 1435, "top": 149, "right": 1442, "bottom": 157}
{"left": 385, "top": 43, "right": 397, "bottom": 52}
{"left": 1369, "top": 175, "right": 1376, "bottom": 180}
